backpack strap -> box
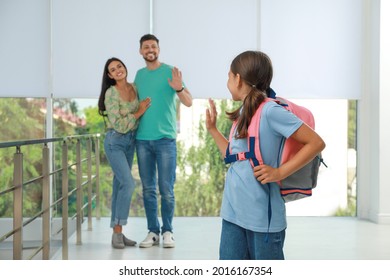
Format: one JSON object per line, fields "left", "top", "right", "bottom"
{"left": 223, "top": 97, "right": 275, "bottom": 243}
{"left": 224, "top": 98, "right": 273, "bottom": 167}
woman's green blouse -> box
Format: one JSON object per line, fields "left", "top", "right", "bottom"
{"left": 104, "top": 84, "right": 139, "bottom": 134}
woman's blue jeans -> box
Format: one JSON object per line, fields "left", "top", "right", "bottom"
{"left": 104, "top": 129, "right": 136, "bottom": 228}
{"left": 136, "top": 138, "right": 176, "bottom": 234}
{"left": 219, "top": 219, "right": 286, "bottom": 260}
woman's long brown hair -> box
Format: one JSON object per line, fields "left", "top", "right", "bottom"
{"left": 98, "top": 57, "right": 128, "bottom": 117}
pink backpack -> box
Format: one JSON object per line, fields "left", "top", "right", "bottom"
{"left": 224, "top": 97, "right": 326, "bottom": 202}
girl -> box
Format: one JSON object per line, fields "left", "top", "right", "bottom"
{"left": 205, "top": 51, "right": 325, "bottom": 259}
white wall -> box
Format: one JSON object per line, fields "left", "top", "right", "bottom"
{"left": 358, "top": 0, "right": 390, "bottom": 224}
{"left": 378, "top": 0, "right": 390, "bottom": 223}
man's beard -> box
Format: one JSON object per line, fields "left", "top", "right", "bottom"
{"left": 143, "top": 53, "right": 158, "bottom": 63}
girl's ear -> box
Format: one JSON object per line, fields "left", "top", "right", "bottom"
{"left": 235, "top": 73, "right": 243, "bottom": 88}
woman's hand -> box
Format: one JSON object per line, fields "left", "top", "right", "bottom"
{"left": 135, "top": 97, "right": 151, "bottom": 118}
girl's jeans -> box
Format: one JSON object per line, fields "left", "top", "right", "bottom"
{"left": 219, "top": 219, "right": 285, "bottom": 260}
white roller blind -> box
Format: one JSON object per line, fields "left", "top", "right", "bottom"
{"left": 0, "top": 0, "right": 364, "bottom": 100}
{"left": 153, "top": 0, "right": 258, "bottom": 99}
{"left": 260, "top": 0, "right": 363, "bottom": 99}
{"left": 0, "top": 0, "right": 50, "bottom": 97}
{"left": 51, "top": 0, "right": 149, "bottom": 98}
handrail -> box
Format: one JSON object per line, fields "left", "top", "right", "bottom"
{"left": 0, "top": 134, "right": 101, "bottom": 149}
{"left": 0, "top": 137, "right": 64, "bottom": 148}
{"left": 0, "top": 134, "right": 101, "bottom": 260}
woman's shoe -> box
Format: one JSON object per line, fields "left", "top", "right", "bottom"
{"left": 111, "top": 233, "right": 125, "bottom": 249}
{"left": 123, "top": 234, "right": 137, "bottom": 246}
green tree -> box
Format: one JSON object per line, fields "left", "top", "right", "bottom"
{"left": 0, "top": 98, "right": 86, "bottom": 217}
{"left": 0, "top": 98, "right": 45, "bottom": 217}
{"left": 83, "top": 106, "right": 106, "bottom": 134}
{"left": 0, "top": 98, "right": 44, "bottom": 142}
{"left": 336, "top": 100, "right": 357, "bottom": 216}
{"left": 174, "top": 99, "right": 240, "bottom": 216}
{"left": 348, "top": 100, "right": 357, "bottom": 150}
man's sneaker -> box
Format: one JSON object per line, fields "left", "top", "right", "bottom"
{"left": 139, "top": 232, "right": 159, "bottom": 248}
{"left": 111, "top": 233, "right": 125, "bottom": 249}
{"left": 123, "top": 234, "right": 137, "bottom": 246}
{"left": 162, "top": 231, "right": 175, "bottom": 248}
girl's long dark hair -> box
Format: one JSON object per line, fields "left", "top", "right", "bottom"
{"left": 98, "top": 57, "right": 128, "bottom": 117}
{"left": 226, "top": 51, "right": 273, "bottom": 139}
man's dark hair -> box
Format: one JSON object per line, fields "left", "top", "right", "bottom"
{"left": 140, "top": 34, "right": 159, "bottom": 47}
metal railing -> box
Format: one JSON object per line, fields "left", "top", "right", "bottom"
{"left": 0, "top": 134, "right": 101, "bottom": 260}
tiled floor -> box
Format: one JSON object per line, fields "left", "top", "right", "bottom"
{"left": 50, "top": 216, "right": 390, "bottom": 260}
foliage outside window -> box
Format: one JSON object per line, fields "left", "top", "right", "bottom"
{"left": 0, "top": 98, "right": 356, "bottom": 218}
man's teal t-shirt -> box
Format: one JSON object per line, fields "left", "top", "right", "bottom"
{"left": 134, "top": 63, "right": 178, "bottom": 140}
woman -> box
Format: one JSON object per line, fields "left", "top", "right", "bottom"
{"left": 98, "top": 57, "right": 151, "bottom": 249}
{"left": 205, "top": 51, "right": 325, "bottom": 259}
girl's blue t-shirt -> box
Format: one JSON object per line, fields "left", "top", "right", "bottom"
{"left": 221, "top": 101, "right": 303, "bottom": 233}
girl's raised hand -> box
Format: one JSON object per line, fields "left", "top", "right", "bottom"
{"left": 206, "top": 98, "right": 218, "bottom": 131}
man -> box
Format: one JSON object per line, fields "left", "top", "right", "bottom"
{"left": 134, "top": 34, "right": 192, "bottom": 248}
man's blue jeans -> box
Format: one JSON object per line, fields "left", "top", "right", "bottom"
{"left": 104, "top": 129, "right": 136, "bottom": 228}
{"left": 219, "top": 219, "right": 286, "bottom": 260}
{"left": 136, "top": 138, "right": 176, "bottom": 234}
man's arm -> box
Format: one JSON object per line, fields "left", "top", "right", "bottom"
{"left": 168, "top": 67, "right": 193, "bottom": 107}
{"left": 176, "top": 88, "right": 192, "bottom": 107}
